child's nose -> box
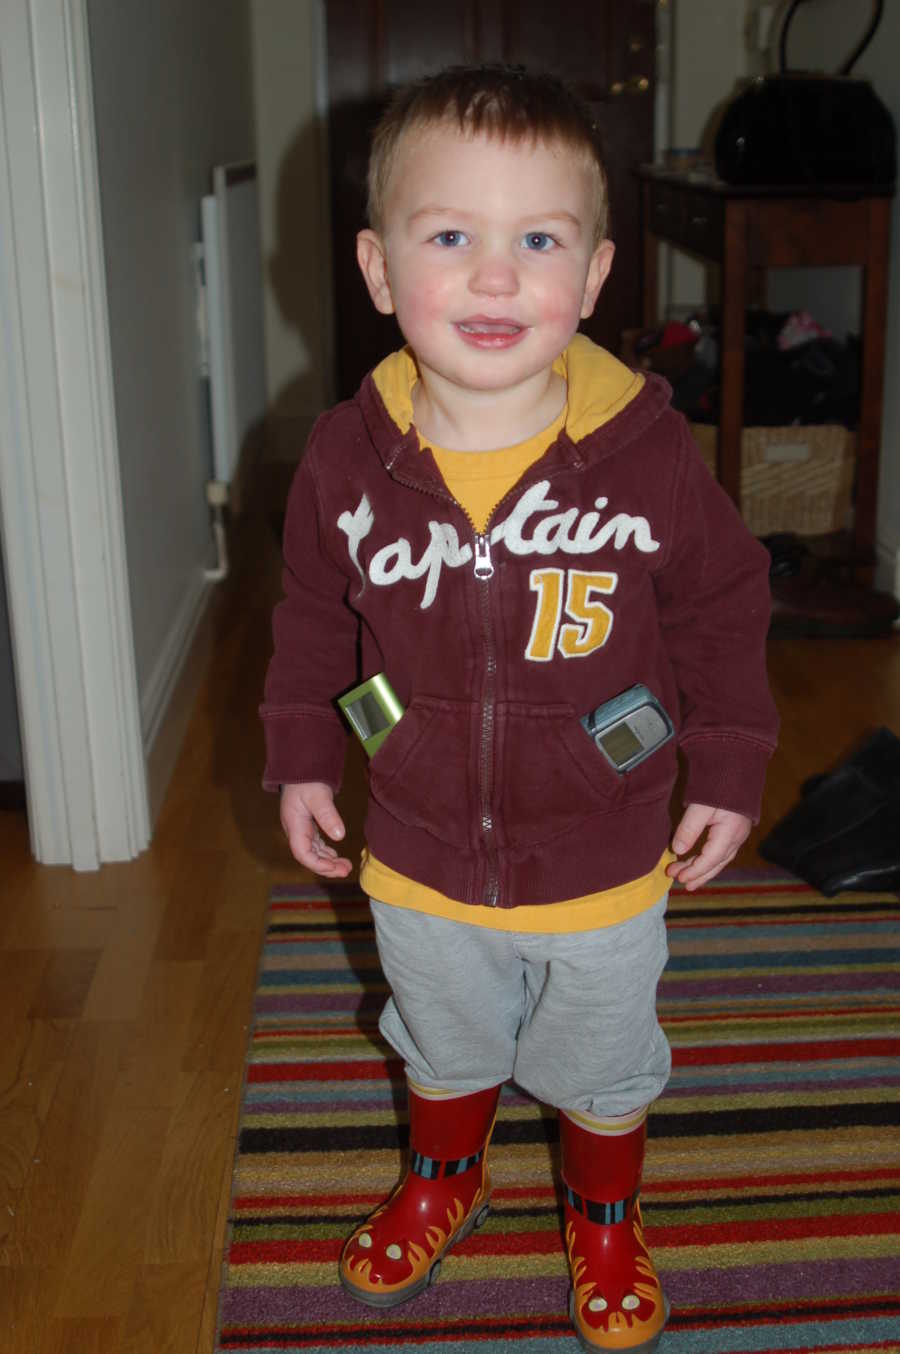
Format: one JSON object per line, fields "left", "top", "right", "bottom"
{"left": 468, "top": 250, "right": 519, "bottom": 298}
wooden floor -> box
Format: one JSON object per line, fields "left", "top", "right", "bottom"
{"left": 1, "top": 472, "right": 898, "bottom": 1352}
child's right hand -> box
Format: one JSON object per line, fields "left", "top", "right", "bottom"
{"left": 280, "top": 782, "right": 352, "bottom": 878}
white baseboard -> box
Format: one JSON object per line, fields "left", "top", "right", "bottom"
{"left": 142, "top": 571, "right": 215, "bottom": 825}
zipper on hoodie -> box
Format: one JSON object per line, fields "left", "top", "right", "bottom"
{"left": 474, "top": 532, "right": 500, "bottom": 906}
{"left": 473, "top": 533, "right": 494, "bottom": 580}
{"left": 384, "top": 454, "right": 510, "bottom": 906}
{"left": 382, "top": 391, "right": 640, "bottom": 908}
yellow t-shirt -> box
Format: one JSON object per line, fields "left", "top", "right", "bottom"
{"left": 361, "top": 848, "right": 672, "bottom": 933}
{"left": 428, "top": 406, "right": 567, "bottom": 534}
{"left": 359, "top": 386, "right": 672, "bottom": 931}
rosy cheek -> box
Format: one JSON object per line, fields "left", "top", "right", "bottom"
{"left": 396, "top": 276, "right": 450, "bottom": 331}
{"left": 555, "top": 268, "right": 598, "bottom": 319}
{"left": 537, "top": 290, "right": 583, "bottom": 328}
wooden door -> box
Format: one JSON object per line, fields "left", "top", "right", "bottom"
{"left": 326, "top": 1, "right": 656, "bottom": 399}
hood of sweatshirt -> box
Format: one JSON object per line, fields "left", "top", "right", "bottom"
{"left": 368, "top": 332, "right": 647, "bottom": 448}
{"left": 357, "top": 333, "right": 674, "bottom": 483}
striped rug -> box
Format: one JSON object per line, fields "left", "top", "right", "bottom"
{"left": 215, "top": 873, "right": 900, "bottom": 1353}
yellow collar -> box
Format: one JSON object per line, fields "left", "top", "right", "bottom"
{"left": 370, "top": 333, "right": 645, "bottom": 446}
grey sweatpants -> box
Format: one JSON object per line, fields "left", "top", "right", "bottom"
{"left": 369, "top": 895, "right": 671, "bottom": 1119}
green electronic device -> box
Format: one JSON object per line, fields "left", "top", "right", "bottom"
{"left": 338, "top": 673, "right": 404, "bottom": 756}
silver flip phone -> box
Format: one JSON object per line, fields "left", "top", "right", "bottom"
{"left": 337, "top": 673, "right": 404, "bottom": 757}
{"left": 580, "top": 684, "right": 674, "bottom": 774}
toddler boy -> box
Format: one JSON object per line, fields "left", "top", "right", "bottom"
{"left": 262, "top": 64, "right": 778, "bottom": 1353}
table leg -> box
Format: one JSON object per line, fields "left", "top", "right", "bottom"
{"left": 855, "top": 197, "right": 891, "bottom": 555}
{"left": 719, "top": 202, "right": 748, "bottom": 512}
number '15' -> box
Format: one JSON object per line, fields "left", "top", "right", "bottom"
{"left": 525, "top": 568, "right": 618, "bottom": 661}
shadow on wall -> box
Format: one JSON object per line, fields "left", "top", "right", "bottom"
{"left": 203, "top": 98, "right": 403, "bottom": 873}
{"left": 265, "top": 113, "right": 342, "bottom": 435}
{"left": 288, "top": 93, "right": 404, "bottom": 404}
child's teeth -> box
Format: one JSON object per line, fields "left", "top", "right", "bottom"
{"left": 462, "top": 322, "right": 519, "bottom": 334}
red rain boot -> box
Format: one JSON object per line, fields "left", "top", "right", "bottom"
{"left": 339, "top": 1082, "right": 500, "bottom": 1307}
{"left": 560, "top": 1111, "right": 669, "bottom": 1353}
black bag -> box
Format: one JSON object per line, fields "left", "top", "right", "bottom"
{"left": 715, "top": 75, "right": 895, "bottom": 187}
{"left": 715, "top": 0, "right": 896, "bottom": 187}
{"left": 759, "top": 728, "right": 900, "bottom": 895}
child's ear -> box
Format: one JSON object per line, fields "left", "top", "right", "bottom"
{"left": 581, "top": 240, "right": 615, "bottom": 319}
{"left": 357, "top": 230, "right": 395, "bottom": 314}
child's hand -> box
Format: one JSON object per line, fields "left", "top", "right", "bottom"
{"left": 280, "top": 782, "right": 352, "bottom": 878}
{"left": 666, "top": 803, "right": 751, "bottom": 891}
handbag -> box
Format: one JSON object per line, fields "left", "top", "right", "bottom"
{"left": 714, "top": 0, "right": 895, "bottom": 186}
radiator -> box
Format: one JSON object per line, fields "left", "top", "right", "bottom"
{"left": 199, "top": 162, "right": 266, "bottom": 487}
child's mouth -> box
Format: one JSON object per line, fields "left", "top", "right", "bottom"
{"left": 456, "top": 318, "right": 527, "bottom": 347}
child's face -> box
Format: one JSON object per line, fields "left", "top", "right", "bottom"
{"left": 357, "top": 123, "right": 614, "bottom": 402}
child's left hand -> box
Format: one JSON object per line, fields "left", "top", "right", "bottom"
{"left": 666, "top": 803, "right": 751, "bottom": 891}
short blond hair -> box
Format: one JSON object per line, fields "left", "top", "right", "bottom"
{"left": 367, "top": 64, "right": 610, "bottom": 244}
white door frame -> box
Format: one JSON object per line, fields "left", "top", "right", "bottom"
{"left": 0, "top": 0, "right": 149, "bottom": 868}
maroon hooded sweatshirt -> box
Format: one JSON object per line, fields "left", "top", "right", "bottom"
{"left": 261, "top": 339, "right": 778, "bottom": 910}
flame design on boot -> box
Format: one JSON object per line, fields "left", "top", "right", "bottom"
{"left": 339, "top": 1083, "right": 500, "bottom": 1307}
{"left": 341, "top": 1183, "right": 486, "bottom": 1303}
{"left": 560, "top": 1110, "right": 669, "bottom": 1353}
{"left": 565, "top": 1200, "right": 667, "bottom": 1352}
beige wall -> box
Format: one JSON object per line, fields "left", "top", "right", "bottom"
{"left": 251, "top": 0, "right": 333, "bottom": 461}
{"left": 88, "top": 0, "right": 256, "bottom": 707}
{"left": 667, "top": 0, "right": 748, "bottom": 311}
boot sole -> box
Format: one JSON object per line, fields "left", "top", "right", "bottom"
{"left": 339, "top": 1195, "right": 491, "bottom": 1308}
{"left": 569, "top": 1289, "right": 671, "bottom": 1353}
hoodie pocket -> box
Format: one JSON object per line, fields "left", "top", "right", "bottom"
{"left": 498, "top": 704, "right": 626, "bottom": 849}
{"left": 367, "top": 696, "right": 473, "bottom": 849}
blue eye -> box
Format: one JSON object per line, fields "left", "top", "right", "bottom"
{"left": 523, "top": 232, "right": 555, "bottom": 252}
{"left": 433, "top": 230, "right": 469, "bottom": 247}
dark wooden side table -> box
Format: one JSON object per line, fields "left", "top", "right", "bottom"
{"left": 637, "top": 167, "right": 893, "bottom": 553}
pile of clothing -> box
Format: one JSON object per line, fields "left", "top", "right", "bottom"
{"left": 628, "top": 309, "right": 860, "bottom": 428}
{"left": 625, "top": 310, "right": 899, "bottom": 639}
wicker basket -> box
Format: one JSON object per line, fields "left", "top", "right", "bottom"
{"left": 689, "top": 422, "right": 855, "bottom": 536}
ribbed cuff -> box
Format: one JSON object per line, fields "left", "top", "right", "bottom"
{"left": 260, "top": 708, "right": 347, "bottom": 793}
{"left": 681, "top": 735, "right": 774, "bottom": 823}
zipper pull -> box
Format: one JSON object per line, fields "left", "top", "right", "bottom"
{"left": 473, "top": 534, "right": 494, "bottom": 580}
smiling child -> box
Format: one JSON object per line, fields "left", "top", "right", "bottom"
{"left": 262, "top": 64, "right": 777, "bottom": 1353}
